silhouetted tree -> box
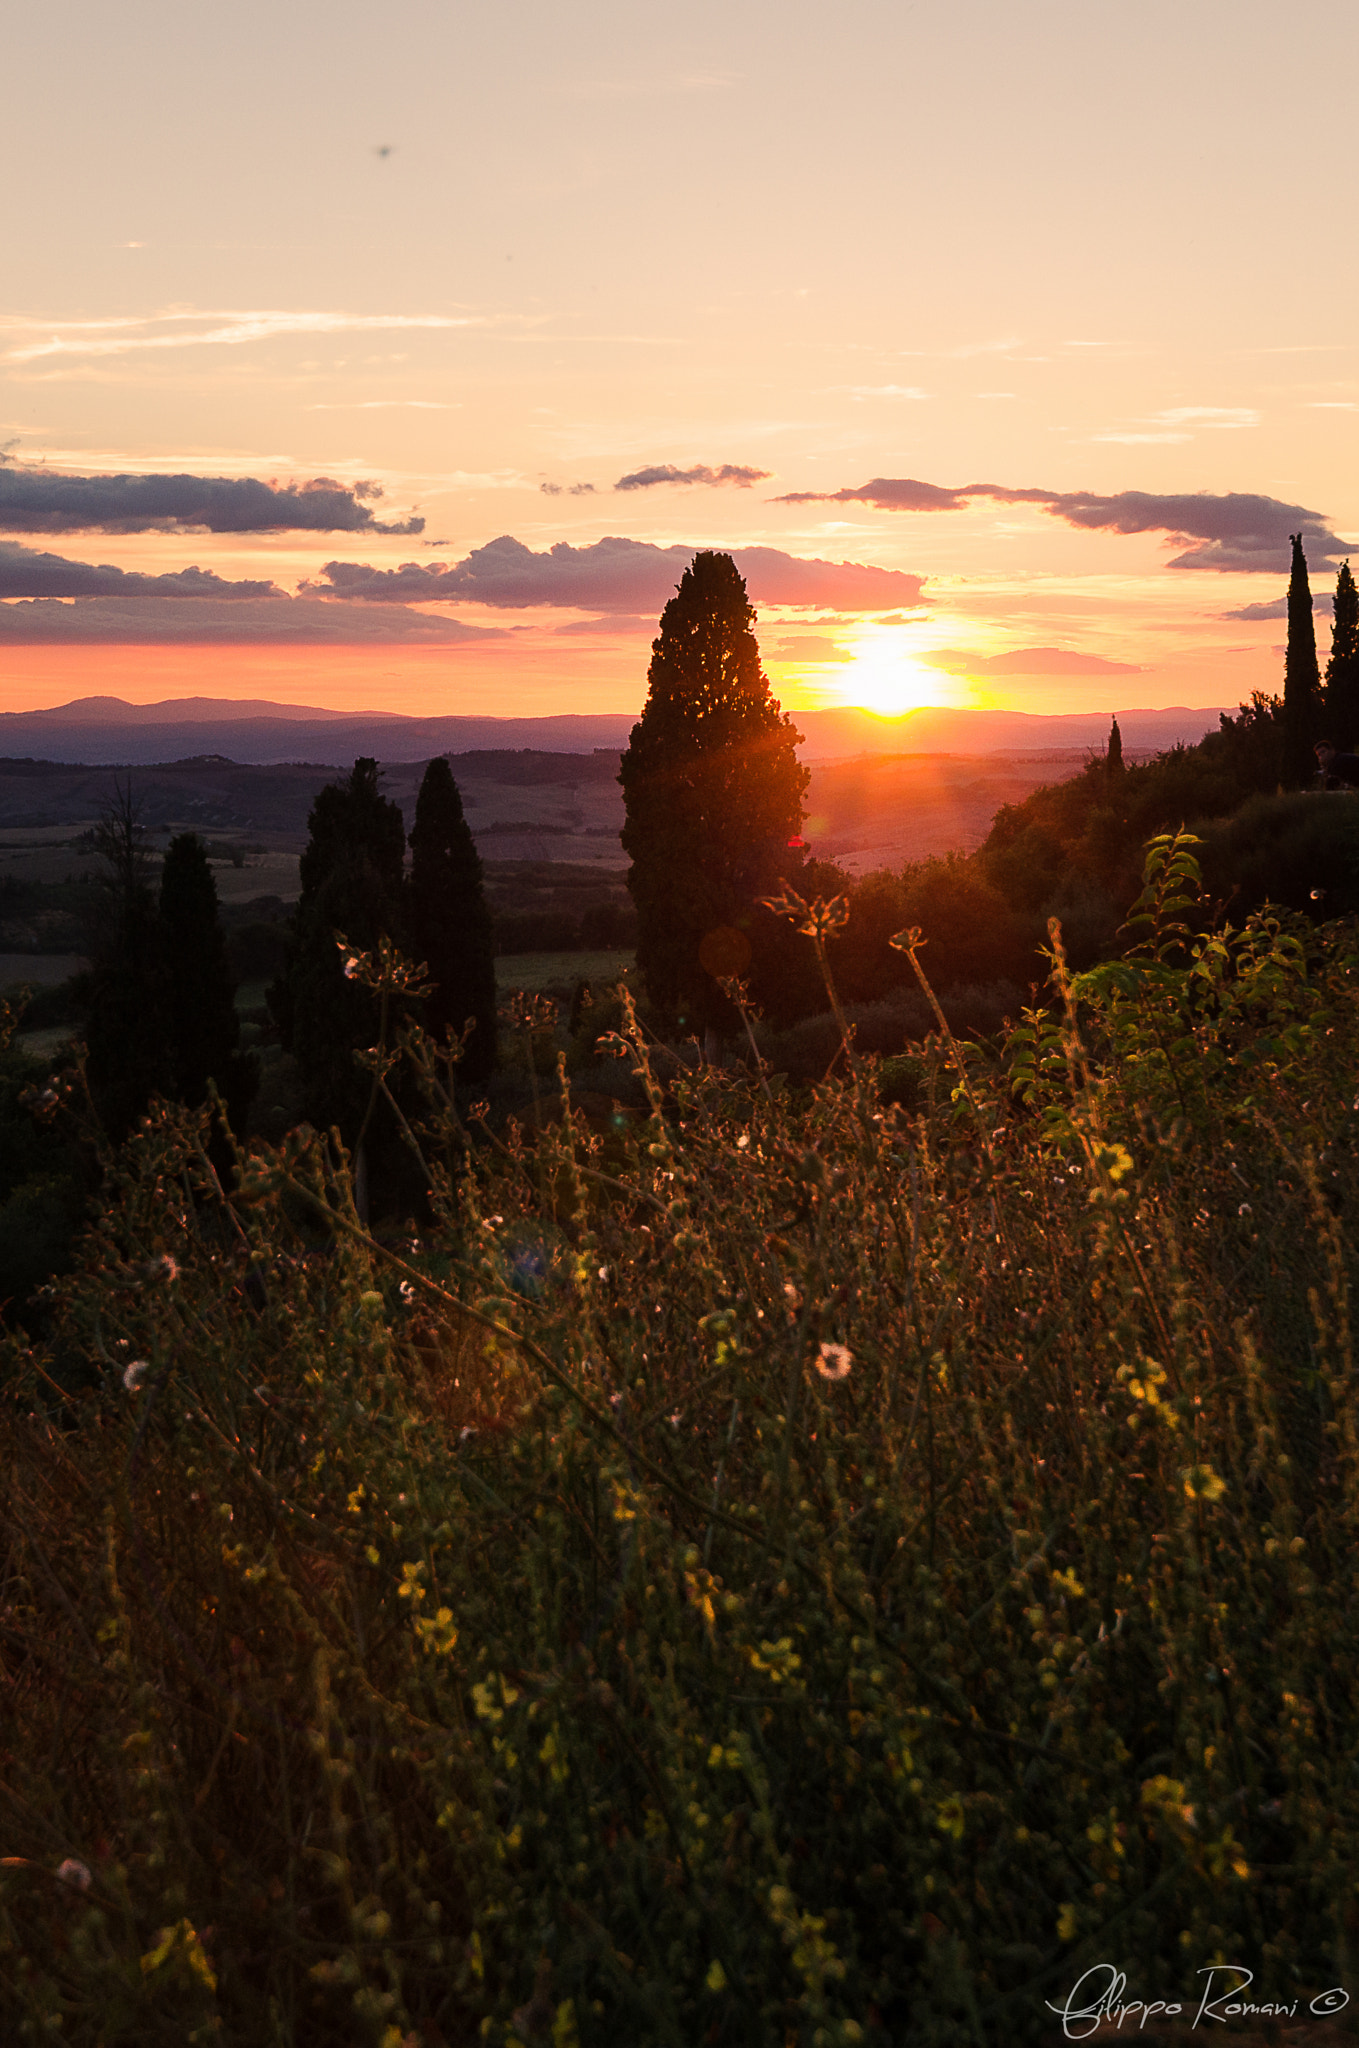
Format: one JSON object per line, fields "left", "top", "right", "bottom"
{"left": 1324, "top": 560, "right": 1359, "bottom": 746}
{"left": 1282, "top": 533, "right": 1322, "bottom": 786}
{"left": 620, "top": 552, "right": 807, "bottom": 1034}
{"left": 1107, "top": 716, "right": 1124, "bottom": 778}
{"left": 275, "top": 759, "right": 408, "bottom": 1135}
{"left": 83, "top": 781, "right": 172, "bottom": 1141}
{"left": 160, "top": 833, "right": 256, "bottom": 1134}
{"left": 408, "top": 757, "right": 497, "bottom": 1083}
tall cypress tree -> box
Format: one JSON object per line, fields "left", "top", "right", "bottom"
{"left": 83, "top": 781, "right": 172, "bottom": 1142}
{"left": 408, "top": 757, "right": 497, "bottom": 1083}
{"left": 1281, "top": 533, "right": 1322, "bottom": 786}
{"left": 276, "top": 759, "right": 408, "bottom": 1134}
{"left": 1324, "top": 560, "right": 1359, "bottom": 747}
{"left": 160, "top": 833, "right": 256, "bottom": 1134}
{"left": 1107, "top": 715, "right": 1124, "bottom": 778}
{"left": 620, "top": 551, "right": 807, "bottom": 1031}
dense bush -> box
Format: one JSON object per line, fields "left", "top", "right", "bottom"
{"left": 3, "top": 842, "right": 1359, "bottom": 2042}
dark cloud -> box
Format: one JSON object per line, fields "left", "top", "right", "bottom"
{"left": 924, "top": 644, "right": 1142, "bottom": 677}
{"left": 778, "top": 477, "right": 968, "bottom": 512}
{"left": 0, "top": 594, "right": 505, "bottom": 644}
{"left": 615, "top": 463, "right": 772, "bottom": 491}
{"left": 0, "top": 540, "right": 279, "bottom": 600}
{"left": 1221, "top": 594, "right": 1334, "bottom": 621}
{"left": 0, "top": 462, "right": 424, "bottom": 535}
{"left": 540, "top": 481, "right": 597, "bottom": 497}
{"left": 308, "top": 535, "right": 925, "bottom": 612}
{"left": 779, "top": 477, "right": 1355, "bottom": 573}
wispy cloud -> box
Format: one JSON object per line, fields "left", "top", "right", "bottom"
{"left": 614, "top": 463, "right": 771, "bottom": 491}
{"left": 845, "top": 386, "right": 929, "bottom": 401}
{"left": 923, "top": 645, "right": 1142, "bottom": 677}
{"left": 1, "top": 308, "right": 481, "bottom": 364}
{"left": 0, "top": 591, "right": 504, "bottom": 644}
{"left": 306, "top": 399, "right": 458, "bottom": 411}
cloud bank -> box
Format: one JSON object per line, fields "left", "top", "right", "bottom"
{"left": 777, "top": 478, "right": 1354, "bottom": 572}
{"left": 0, "top": 540, "right": 280, "bottom": 600}
{"left": 0, "top": 463, "right": 424, "bottom": 535}
{"left": 614, "top": 463, "right": 771, "bottom": 490}
{"left": 0, "top": 594, "right": 505, "bottom": 644}
{"left": 307, "top": 535, "right": 925, "bottom": 612}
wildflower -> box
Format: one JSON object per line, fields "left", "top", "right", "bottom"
{"left": 736, "top": 1134, "right": 750, "bottom": 1150}
{"left": 342, "top": 956, "right": 359, "bottom": 980}
{"left": 399, "top": 1280, "right": 416, "bottom": 1304}
{"left": 123, "top": 1359, "right": 150, "bottom": 1393}
{"left": 598, "top": 1265, "right": 609, "bottom": 1281}
{"left": 56, "top": 1858, "right": 91, "bottom": 1891}
{"left": 815, "top": 1342, "right": 852, "bottom": 1382}
{"left": 145, "top": 1254, "right": 178, "bottom": 1283}
{"left": 783, "top": 1282, "right": 802, "bottom": 1310}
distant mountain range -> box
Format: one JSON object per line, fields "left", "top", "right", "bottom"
{"left": 0, "top": 695, "right": 1231, "bottom": 767}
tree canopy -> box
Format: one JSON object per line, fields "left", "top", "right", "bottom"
{"left": 1282, "top": 533, "right": 1322, "bottom": 785}
{"left": 619, "top": 551, "right": 807, "bottom": 1030}
{"left": 409, "top": 757, "right": 497, "bottom": 1084}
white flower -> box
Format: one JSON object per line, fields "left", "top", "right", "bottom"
{"left": 598, "top": 1265, "right": 609, "bottom": 1281}
{"left": 123, "top": 1359, "right": 150, "bottom": 1393}
{"left": 737, "top": 1134, "right": 750, "bottom": 1150}
{"left": 55, "top": 1858, "right": 91, "bottom": 1891}
{"left": 399, "top": 1280, "right": 416, "bottom": 1304}
{"left": 815, "top": 1342, "right": 853, "bottom": 1383}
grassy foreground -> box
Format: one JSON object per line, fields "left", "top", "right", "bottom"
{"left": 2, "top": 839, "right": 1359, "bottom": 2044}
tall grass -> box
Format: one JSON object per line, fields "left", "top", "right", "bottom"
{"left": 2, "top": 839, "right": 1358, "bottom": 2044}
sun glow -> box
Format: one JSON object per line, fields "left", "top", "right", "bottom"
{"left": 837, "top": 633, "right": 955, "bottom": 717}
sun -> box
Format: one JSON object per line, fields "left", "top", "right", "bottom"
{"left": 838, "top": 645, "right": 947, "bottom": 718}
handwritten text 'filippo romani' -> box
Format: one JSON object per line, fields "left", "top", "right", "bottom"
{"left": 1046, "top": 1963, "right": 1350, "bottom": 2037}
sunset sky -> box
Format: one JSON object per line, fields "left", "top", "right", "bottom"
{"left": 2, "top": 0, "right": 1356, "bottom": 723}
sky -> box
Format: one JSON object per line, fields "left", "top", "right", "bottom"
{"left": 1, "top": 0, "right": 1356, "bottom": 723}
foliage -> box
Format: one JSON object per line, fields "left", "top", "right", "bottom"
{"left": 274, "top": 760, "right": 410, "bottom": 1137}
{"left": 159, "top": 833, "right": 257, "bottom": 1135}
{"left": 0, "top": 1003, "right": 86, "bottom": 1318}
{"left": 409, "top": 759, "right": 497, "bottom": 1085}
{"left": 1282, "top": 533, "right": 1322, "bottom": 787}
{"left": 4, "top": 841, "right": 1359, "bottom": 2040}
{"left": 81, "top": 784, "right": 173, "bottom": 1144}
{"left": 620, "top": 552, "right": 808, "bottom": 1033}
{"left": 1323, "top": 559, "right": 1359, "bottom": 747}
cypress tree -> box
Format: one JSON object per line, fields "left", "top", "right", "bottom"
{"left": 408, "top": 757, "right": 497, "bottom": 1083}
{"left": 620, "top": 551, "right": 808, "bottom": 1032}
{"left": 277, "top": 759, "right": 408, "bottom": 1135}
{"left": 1107, "top": 715, "right": 1124, "bottom": 778}
{"left": 1324, "top": 560, "right": 1359, "bottom": 747}
{"left": 83, "top": 781, "right": 172, "bottom": 1142}
{"left": 159, "top": 833, "right": 256, "bottom": 1134}
{"left": 1281, "top": 533, "right": 1322, "bottom": 786}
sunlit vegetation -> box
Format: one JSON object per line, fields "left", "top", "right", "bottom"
{"left": 2, "top": 838, "right": 1358, "bottom": 2041}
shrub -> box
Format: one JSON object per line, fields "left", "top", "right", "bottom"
{"left": 3, "top": 846, "right": 1359, "bottom": 2041}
